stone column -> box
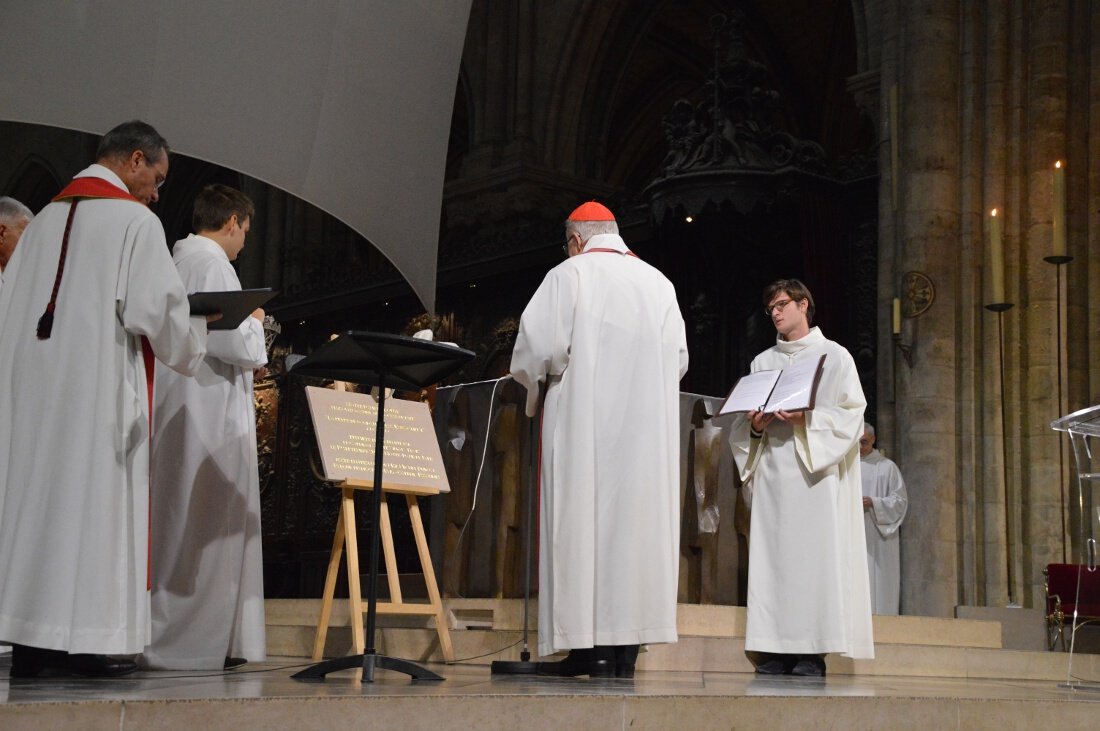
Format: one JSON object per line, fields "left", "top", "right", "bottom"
{"left": 895, "top": 0, "right": 962, "bottom": 618}
{"left": 1018, "top": 0, "right": 1071, "bottom": 606}
{"left": 953, "top": 0, "right": 997, "bottom": 609}
{"left": 1083, "top": 4, "right": 1100, "bottom": 404}
{"left": 1062, "top": 0, "right": 1099, "bottom": 563}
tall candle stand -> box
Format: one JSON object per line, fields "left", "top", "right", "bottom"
{"left": 1044, "top": 252, "right": 1073, "bottom": 563}
{"left": 984, "top": 299, "right": 1017, "bottom": 607}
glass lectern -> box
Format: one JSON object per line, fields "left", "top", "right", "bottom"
{"left": 1050, "top": 404, "right": 1100, "bottom": 690}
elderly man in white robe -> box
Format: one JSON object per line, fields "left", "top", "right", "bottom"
{"left": 730, "top": 278, "right": 873, "bottom": 677}
{"left": 0, "top": 121, "right": 209, "bottom": 678}
{"left": 510, "top": 201, "right": 688, "bottom": 678}
{"left": 0, "top": 197, "right": 34, "bottom": 287}
{"left": 0, "top": 198, "right": 29, "bottom": 654}
{"left": 860, "top": 423, "right": 908, "bottom": 615}
{"left": 142, "top": 184, "right": 268, "bottom": 670}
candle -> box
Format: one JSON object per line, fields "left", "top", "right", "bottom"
{"left": 1053, "top": 161, "right": 1066, "bottom": 258}
{"left": 989, "top": 208, "right": 1004, "bottom": 304}
{"left": 892, "top": 297, "right": 901, "bottom": 335}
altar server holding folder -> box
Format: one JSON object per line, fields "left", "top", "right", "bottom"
{"left": 143, "top": 184, "right": 268, "bottom": 671}
{"left": 728, "top": 278, "right": 873, "bottom": 677}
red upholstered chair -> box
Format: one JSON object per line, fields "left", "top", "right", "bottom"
{"left": 1044, "top": 563, "right": 1100, "bottom": 651}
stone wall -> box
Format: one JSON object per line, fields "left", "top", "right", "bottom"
{"left": 863, "top": 0, "right": 1100, "bottom": 615}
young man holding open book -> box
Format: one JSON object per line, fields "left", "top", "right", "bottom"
{"left": 726, "top": 279, "right": 873, "bottom": 677}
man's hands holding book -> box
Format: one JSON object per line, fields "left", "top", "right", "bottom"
{"left": 748, "top": 409, "right": 805, "bottom": 433}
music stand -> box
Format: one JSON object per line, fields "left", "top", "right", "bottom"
{"left": 491, "top": 390, "right": 540, "bottom": 675}
{"left": 289, "top": 332, "right": 474, "bottom": 683}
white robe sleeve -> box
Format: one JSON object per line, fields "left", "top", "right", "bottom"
{"left": 193, "top": 258, "right": 267, "bottom": 369}
{"left": 870, "top": 460, "right": 908, "bottom": 538}
{"left": 116, "top": 214, "right": 207, "bottom": 375}
{"left": 795, "top": 351, "right": 866, "bottom": 475}
{"left": 665, "top": 295, "right": 689, "bottom": 379}
{"left": 510, "top": 267, "right": 576, "bottom": 417}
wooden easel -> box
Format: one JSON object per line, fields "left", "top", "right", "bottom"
{"left": 311, "top": 383, "right": 454, "bottom": 664}
{"left": 311, "top": 480, "right": 454, "bottom": 662}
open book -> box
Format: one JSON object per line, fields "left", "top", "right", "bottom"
{"left": 717, "top": 354, "right": 826, "bottom": 415}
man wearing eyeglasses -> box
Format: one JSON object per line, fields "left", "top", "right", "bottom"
{"left": 511, "top": 201, "right": 688, "bottom": 678}
{"left": 730, "top": 278, "right": 873, "bottom": 677}
{"left": 0, "top": 121, "right": 209, "bottom": 678}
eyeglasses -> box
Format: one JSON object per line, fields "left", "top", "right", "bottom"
{"left": 765, "top": 298, "right": 794, "bottom": 316}
{"left": 143, "top": 158, "right": 167, "bottom": 190}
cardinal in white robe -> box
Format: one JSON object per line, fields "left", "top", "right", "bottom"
{"left": 730, "top": 279, "right": 873, "bottom": 677}
{"left": 510, "top": 201, "right": 688, "bottom": 678}
{"left": 859, "top": 423, "right": 908, "bottom": 615}
{"left": 143, "top": 185, "right": 268, "bottom": 670}
{"left": 0, "top": 122, "right": 208, "bottom": 678}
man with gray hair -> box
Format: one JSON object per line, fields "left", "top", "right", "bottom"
{"left": 859, "top": 422, "right": 908, "bottom": 614}
{"left": 0, "top": 120, "right": 210, "bottom": 678}
{"left": 511, "top": 201, "right": 688, "bottom": 678}
{"left": 0, "top": 196, "right": 33, "bottom": 279}
{"left": 0, "top": 197, "right": 33, "bottom": 654}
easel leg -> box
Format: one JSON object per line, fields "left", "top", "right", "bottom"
{"left": 380, "top": 492, "right": 403, "bottom": 603}
{"left": 313, "top": 507, "right": 346, "bottom": 660}
{"left": 342, "top": 488, "right": 365, "bottom": 656}
{"left": 408, "top": 494, "right": 455, "bottom": 662}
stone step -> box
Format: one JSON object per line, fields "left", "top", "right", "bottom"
{"left": 267, "top": 624, "right": 1100, "bottom": 683}
{"left": 266, "top": 598, "right": 1003, "bottom": 648}
{"left": 263, "top": 598, "right": 1100, "bottom": 683}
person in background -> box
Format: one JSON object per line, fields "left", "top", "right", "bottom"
{"left": 860, "top": 422, "right": 908, "bottom": 615}
{"left": 0, "top": 196, "right": 34, "bottom": 286}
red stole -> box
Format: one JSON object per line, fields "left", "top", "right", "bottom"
{"left": 52, "top": 176, "right": 142, "bottom": 204}
{"left": 38, "top": 177, "right": 142, "bottom": 339}
{"left": 41, "top": 175, "right": 152, "bottom": 418}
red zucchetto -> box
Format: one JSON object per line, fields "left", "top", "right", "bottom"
{"left": 566, "top": 201, "right": 616, "bottom": 222}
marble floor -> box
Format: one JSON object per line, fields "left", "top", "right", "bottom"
{"left": 3, "top": 652, "right": 1100, "bottom": 730}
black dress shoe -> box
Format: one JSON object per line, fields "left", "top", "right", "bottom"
{"left": 614, "top": 644, "right": 640, "bottom": 678}
{"left": 224, "top": 657, "right": 248, "bottom": 670}
{"left": 10, "top": 644, "right": 138, "bottom": 678}
{"left": 753, "top": 652, "right": 796, "bottom": 675}
{"left": 65, "top": 654, "right": 139, "bottom": 677}
{"left": 10, "top": 644, "right": 59, "bottom": 678}
{"left": 537, "top": 648, "right": 590, "bottom": 677}
{"left": 790, "top": 654, "right": 826, "bottom": 677}
{"left": 536, "top": 647, "right": 614, "bottom": 678}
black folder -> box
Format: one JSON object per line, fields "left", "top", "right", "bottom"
{"left": 188, "top": 288, "right": 277, "bottom": 330}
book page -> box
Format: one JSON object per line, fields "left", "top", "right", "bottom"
{"left": 764, "top": 355, "right": 825, "bottom": 413}
{"left": 718, "top": 370, "right": 781, "bottom": 415}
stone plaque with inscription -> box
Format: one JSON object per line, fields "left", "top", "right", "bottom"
{"left": 305, "top": 386, "right": 449, "bottom": 494}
